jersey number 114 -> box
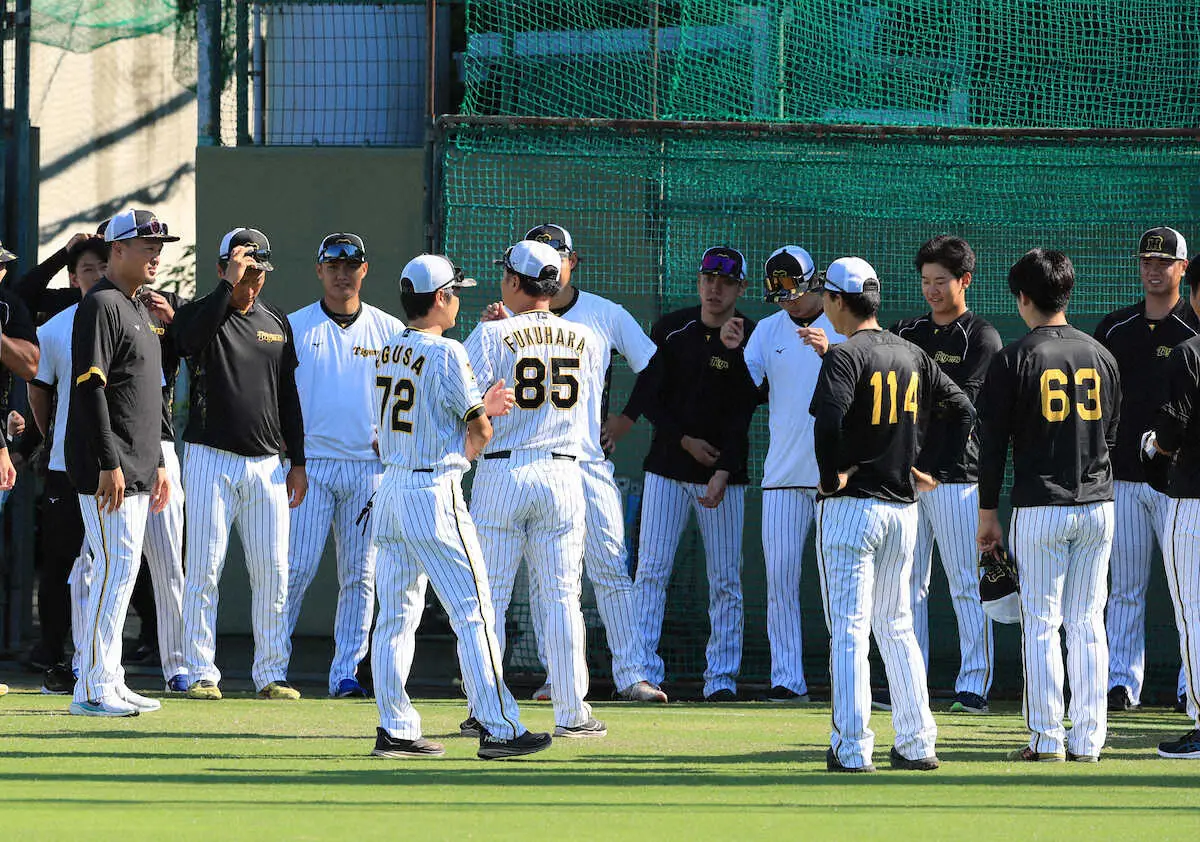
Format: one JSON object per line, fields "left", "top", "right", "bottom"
{"left": 870, "top": 370, "right": 919, "bottom": 426}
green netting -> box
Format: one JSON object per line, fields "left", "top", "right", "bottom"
{"left": 462, "top": 0, "right": 1200, "bottom": 128}
{"left": 32, "top": 0, "right": 179, "bottom": 53}
{"left": 442, "top": 125, "right": 1194, "bottom": 694}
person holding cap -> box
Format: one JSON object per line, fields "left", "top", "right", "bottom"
{"left": 368, "top": 253, "right": 551, "bottom": 760}
{"left": 719, "top": 245, "right": 844, "bottom": 703}
{"left": 64, "top": 208, "right": 177, "bottom": 716}
{"left": 285, "top": 233, "right": 403, "bottom": 699}
{"left": 809, "top": 256, "right": 973, "bottom": 771}
{"left": 1094, "top": 226, "right": 1195, "bottom": 714}
{"left": 174, "top": 227, "right": 307, "bottom": 701}
{"left": 463, "top": 239, "right": 607, "bottom": 739}
{"left": 620, "top": 245, "right": 760, "bottom": 701}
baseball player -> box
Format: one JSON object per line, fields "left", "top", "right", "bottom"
{"left": 977, "top": 248, "right": 1120, "bottom": 762}
{"left": 891, "top": 235, "right": 1002, "bottom": 714}
{"left": 1096, "top": 226, "right": 1195, "bottom": 713}
{"left": 810, "top": 256, "right": 973, "bottom": 772}
{"left": 64, "top": 208, "right": 176, "bottom": 716}
{"left": 464, "top": 239, "right": 607, "bottom": 738}
{"left": 175, "top": 228, "right": 307, "bottom": 701}
{"left": 720, "top": 245, "right": 843, "bottom": 702}
{"left": 1143, "top": 258, "right": 1200, "bottom": 759}
{"left": 619, "top": 246, "right": 761, "bottom": 701}
{"left": 369, "top": 253, "right": 551, "bottom": 760}
{"left": 496, "top": 224, "right": 665, "bottom": 704}
{"left": 286, "top": 233, "right": 403, "bottom": 698}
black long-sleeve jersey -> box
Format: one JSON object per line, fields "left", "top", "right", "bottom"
{"left": 152, "top": 289, "right": 188, "bottom": 441}
{"left": 890, "top": 310, "right": 1001, "bottom": 483}
{"left": 808, "top": 328, "right": 974, "bottom": 503}
{"left": 1152, "top": 334, "right": 1200, "bottom": 499}
{"left": 65, "top": 279, "right": 164, "bottom": 494}
{"left": 173, "top": 280, "right": 305, "bottom": 464}
{"left": 0, "top": 286, "right": 39, "bottom": 447}
{"left": 623, "top": 305, "right": 760, "bottom": 485}
{"left": 1094, "top": 297, "right": 1198, "bottom": 482}
{"left": 977, "top": 324, "right": 1120, "bottom": 509}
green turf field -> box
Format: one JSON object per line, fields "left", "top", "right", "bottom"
{"left": 2, "top": 691, "right": 1198, "bottom": 841}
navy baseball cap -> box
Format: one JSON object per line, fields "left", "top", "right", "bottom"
{"left": 317, "top": 232, "right": 367, "bottom": 264}
{"left": 764, "top": 246, "right": 816, "bottom": 302}
{"left": 699, "top": 246, "right": 746, "bottom": 281}
{"left": 400, "top": 254, "right": 477, "bottom": 294}
{"left": 1138, "top": 227, "right": 1188, "bottom": 261}
{"left": 812, "top": 257, "right": 881, "bottom": 294}
{"left": 218, "top": 228, "right": 275, "bottom": 272}
{"left": 524, "top": 223, "right": 574, "bottom": 256}
{"left": 106, "top": 209, "right": 180, "bottom": 243}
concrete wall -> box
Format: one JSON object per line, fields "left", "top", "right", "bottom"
{"left": 195, "top": 146, "right": 426, "bottom": 635}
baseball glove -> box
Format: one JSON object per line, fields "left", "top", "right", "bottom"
{"left": 979, "top": 545, "right": 1020, "bottom": 625}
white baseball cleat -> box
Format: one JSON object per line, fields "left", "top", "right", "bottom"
{"left": 617, "top": 681, "right": 668, "bottom": 703}
{"left": 69, "top": 696, "right": 140, "bottom": 717}
{"left": 531, "top": 683, "right": 552, "bottom": 702}
{"left": 116, "top": 685, "right": 162, "bottom": 712}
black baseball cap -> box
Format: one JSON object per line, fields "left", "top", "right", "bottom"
{"left": 317, "top": 232, "right": 367, "bottom": 263}
{"left": 105, "top": 208, "right": 181, "bottom": 243}
{"left": 699, "top": 246, "right": 746, "bottom": 281}
{"left": 764, "top": 246, "right": 816, "bottom": 302}
{"left": 218, "top": 227, "right": 275, "bottom": 272}
{"left": 524, "top": 223, "right": 574, "bottom": 256}
{"left": 1137, "top": 227, "right": 1188, "bottom": 260}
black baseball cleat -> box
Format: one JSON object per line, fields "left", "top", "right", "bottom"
{"left": 459, "top": 716, "right": 482, "bottom": 737}
{"left": 371, "top": 728, "right": 445, "bottom": 758}
{"left": 477, "top": 730, "right": 553, "bottom": 760}
{"left": 763, "top": 686, "right": 810, "bottom": 703}
{"left": 704, "top": 689, "right": 737, "bottom": 702}
{"left": 826, "top": 748, "right": 875, "bottom": 773}
{"left": 1157, "top": 729, "right": 1200, "bottom": 759}
{"left": 889, "top": 746, "right": 941, "bottom": 771}
{"left": 41, "top": 664, "right": 76, "bottom": 695}
{"left": 1175, "top": 694, "right": 1189, "bottom": 715}
{"left": 124, "top": 644, "right": 161, "bottom": 667}
{"left": 1107, "top": 686, "right": 1137, "bottom": 712}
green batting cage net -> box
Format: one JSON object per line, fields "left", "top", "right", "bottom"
{"left": 31, "top": 1, "right": 179, "bottom": 53}
{"left": 441, "top": 1, "right": 1200, "bottom": 696}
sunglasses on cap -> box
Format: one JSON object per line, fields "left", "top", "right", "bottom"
{"left": 700, "top": 252, "right": 743, "bottom": 279}
{"left": 318, "top": 242, "right": 365, "bottom": 263}
{"left": 532, "top": 235, "right": 571, "bottom": 256}
{"left": 765, "top": 270, "right": 808, "bottom": 301}
{"left": 110, "top": 218, "right": 169, "bottom": 241}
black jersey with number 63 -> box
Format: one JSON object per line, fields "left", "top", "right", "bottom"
{"left": 809, "top": 329, "right": 974, "bottom": 503}
{"left": 976, "top": 325, "right": 1120, "bottom": 509}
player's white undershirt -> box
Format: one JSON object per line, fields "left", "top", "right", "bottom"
{"left": 32, "top": 303, "right": 78, "bottom": 473}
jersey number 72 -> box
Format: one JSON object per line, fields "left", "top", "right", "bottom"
{"left": 376, "top": 375, "right": 416, "bottom": 433}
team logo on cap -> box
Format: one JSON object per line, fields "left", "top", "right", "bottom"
{"left": 535, "top": 233, "right": 553, "bottom": 244}
{"left": 1146, "top": 235, "right": 1165, "bottom": 253}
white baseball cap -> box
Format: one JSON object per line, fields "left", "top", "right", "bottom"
{"left": 764, "top": 245, "right": 817, "bottom": 302}
{"left": 218, "top": 228, "right": 274, "bottom": 271}
{"left": 106, "top": 209, "right": 180, "bottom": 243}
{"left": 813, "top": 256, "right": 881, "bottom": 294}
{"left": 499, "top": 240, "right": 562, "bottom": 283}
{"left": 400, "top": 254, "right": 477, "bottom": 294}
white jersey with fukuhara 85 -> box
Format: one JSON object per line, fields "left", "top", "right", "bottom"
{"left": 464, "top": 311, "right": 604, "bottom": 456}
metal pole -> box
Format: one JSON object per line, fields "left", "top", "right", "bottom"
{"left": 197, "top": 0, "right": 223, "bottom": 146}
{"left": 424, "top": 0, "right": 442, "bottom": 253}
{"left": 236, "top": 1, "right": 250, "bottom": 146}
{"left": 253, "top": 5, "right": 266, "bottom": 144}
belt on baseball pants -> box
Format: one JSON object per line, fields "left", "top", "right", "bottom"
{"left": 482, "top": 450, "right": 575, "bottom": 461}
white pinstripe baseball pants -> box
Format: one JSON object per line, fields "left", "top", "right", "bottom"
{"left": 635, "top": 472, "right": 745, "bottom": 697}
{"left": 143, "top": 442, "right": 187, "bottom": 681}
{"left": 471, "top": 452, "right": 592, "bottom": 728}
{"left": 527, "top": 459, "right": 647, "bottom": 692}
{"left": 910, "top": 482, "right": 993, "bottom": 697}
{"left": 1011, "top": 502, "right": 1113, "bottom": 757}
{"left": 286, "top": 457, "right": 381, "bottom": 694}
{"left": 1161, "top": 498, "right": 1200, "bottom": 726}
{"left": 1107, "top": 480, "right": 1169, "bottom": 703}
{"left": 762, "top": 488, "right": 815, "bottom": 695}
{"left": 372, "top": 469, "right": 526, "bottom": 740}
{"left": 816, "top": 495, "right": 935, "bottom": 768}
{"left": 69, "top": 442, "right": 187, "bottom": 683}
{"left": 181, "top": 443, "right": 292, "bottom": 690}
{"left": 73, "top": 494, "right": 151, "bottom": 704}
